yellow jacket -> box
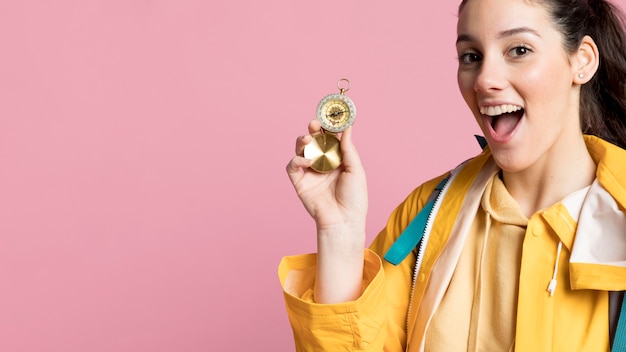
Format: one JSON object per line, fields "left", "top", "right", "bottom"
{"left": 279, "top": 136, "right": 626, "bottom": 351}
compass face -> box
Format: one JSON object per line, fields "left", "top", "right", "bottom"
{"left": 316, "top": 93, "right": 356, "bottom": 133}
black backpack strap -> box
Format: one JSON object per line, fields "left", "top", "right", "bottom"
{"left": 611, "top": 291, "right": 626, "bottom": 351}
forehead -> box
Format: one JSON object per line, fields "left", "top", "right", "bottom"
{"left": 457, "top": 0, "right": 552, "bottom": 37}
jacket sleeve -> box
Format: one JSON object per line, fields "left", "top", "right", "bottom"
{"left": 278, "top": 175, "right": 445, "bottom": 351}
{"left": 278, "top": 250, "right": 387, "bottom": 351}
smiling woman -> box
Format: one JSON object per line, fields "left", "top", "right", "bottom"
{"left": 455, "top": 0, "right": 602, "bottom": 218}
{"left": 280, "top": 0, "right": 626, "bottom": 351}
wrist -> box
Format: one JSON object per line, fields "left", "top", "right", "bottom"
{"left": 316, "top": 223, "right": 366, "bottom": 258}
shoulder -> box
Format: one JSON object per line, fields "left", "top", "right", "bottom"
{"left": 374, "top": 150, "right": 493, "bottom": 243}
{"left": 400, "top": 148, "right": 494, "bottom": 214}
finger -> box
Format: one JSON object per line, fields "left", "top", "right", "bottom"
{"left": 338, "top": 126, "right": 364, "bottom": 172}
{"left": 308, "top": 119, "right": 322, "bottom": 134}
{"left": 286, "top": 156, "right": 313, "bottom": 185}
{"left": 295, "top": 134, "right": 313, "bottom": 156}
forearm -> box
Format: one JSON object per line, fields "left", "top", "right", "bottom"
{"left": 314, "top": 224, "right": 366, "bottom": 303}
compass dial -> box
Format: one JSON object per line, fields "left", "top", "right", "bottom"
{"left": 316, "top": 94, "right": 356, "bottom": 133}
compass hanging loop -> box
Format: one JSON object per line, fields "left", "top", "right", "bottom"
{"left": 337, "top": 78, "right": 351, "bottom": 95}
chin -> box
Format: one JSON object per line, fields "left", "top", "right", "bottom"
{"left": 490, "top": 151, "right": 533, "bottom": 174}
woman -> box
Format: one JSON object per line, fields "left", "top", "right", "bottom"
{"left": 281, "top": 0, "right": 626, "bottom": 350}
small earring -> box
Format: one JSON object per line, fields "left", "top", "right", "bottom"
{"left": 578, "top": 73, "right": 584, "bottom": 79}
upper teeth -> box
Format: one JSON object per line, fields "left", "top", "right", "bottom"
{"left": 480, "top": 104, "right": 522, "bottom": 116}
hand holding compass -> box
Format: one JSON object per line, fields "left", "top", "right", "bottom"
{"left": 304, "top": 79, "right": 357, "bottom": 172}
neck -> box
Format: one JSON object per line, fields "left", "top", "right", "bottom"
{"left": 502, "top": 135, "right": 596, "bottom": 218}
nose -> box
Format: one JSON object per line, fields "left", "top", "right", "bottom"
{"left": 473, "top": 57, "right": 507, "bottom": 93}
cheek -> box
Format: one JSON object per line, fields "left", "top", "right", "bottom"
{"left": 457, "top": 71, "right": 475, "bottom": 102}
{"left": 516, "top": 60, "right": 571, "bottom": 101}
{"left": 518, "top": 67, "right": 548, "bottom": 93}
{"left": 457, "top": 72, "right": 484, "bottom": 127}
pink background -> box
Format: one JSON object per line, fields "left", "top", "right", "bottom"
{"left": 2, "top": 0, "right": 623, "bottom": 351}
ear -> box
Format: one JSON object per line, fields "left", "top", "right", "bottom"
{"left": 573, "top": 35, "right": 600, "bottom": 85}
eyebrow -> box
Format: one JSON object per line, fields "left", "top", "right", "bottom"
{"left": 456, "top": 27, "right": 541, "bottom": 44}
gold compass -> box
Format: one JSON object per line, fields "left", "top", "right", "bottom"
{"left": 316, "top": 80, "right": 356, "bottom": 133}
{"left": 304, "top": 79, "right": 356, "bottom": 173}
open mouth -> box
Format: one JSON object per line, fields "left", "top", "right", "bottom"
{"left": 480, "top": 104, "right": 524, "bottom": 138}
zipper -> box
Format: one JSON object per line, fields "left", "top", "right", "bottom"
{"left": 405, "top": 167, "right": 460, "bottom": 347}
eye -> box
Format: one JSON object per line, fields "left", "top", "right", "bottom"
{"left": 458, "top": 52, "right": 482, "bottom": 65}
{"left": 509, "top": 45, "right": 532, "bottom": 58}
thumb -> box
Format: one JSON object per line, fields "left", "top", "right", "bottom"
{"left": 339, "top": 126, "right": 364, "bottom": 171}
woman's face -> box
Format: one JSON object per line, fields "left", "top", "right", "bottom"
{"left": 456, "top": 0, "right": 583, "bottom": 173}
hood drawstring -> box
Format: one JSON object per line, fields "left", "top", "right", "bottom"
{"left": 547, "top": 241, "right": 563, "bottom": 296}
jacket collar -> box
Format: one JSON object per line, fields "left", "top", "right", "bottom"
{"left": 585, "top": 135, "right": 626, "bottom": 211}
{"left": 567, "top": 136, "right": 626, "bottom": 289}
